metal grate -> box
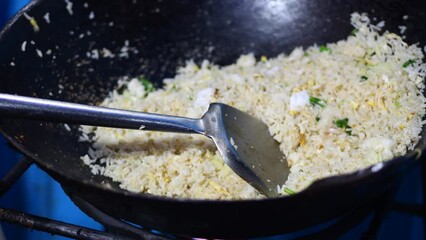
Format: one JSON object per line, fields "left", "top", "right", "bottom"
{"left": 0, "top": 156, "right": 424, "bottom": 239}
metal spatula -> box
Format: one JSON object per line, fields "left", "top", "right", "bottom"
{"left": 0, "top": 93, "right": 289, "bottom": 197}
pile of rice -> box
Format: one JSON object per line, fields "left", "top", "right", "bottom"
{"left": 80, "top": 13, "right": 426, "bottom": 200}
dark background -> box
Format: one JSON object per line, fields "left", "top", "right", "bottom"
{"left": 0, "top": 1, "right": 103, "bottom": 240}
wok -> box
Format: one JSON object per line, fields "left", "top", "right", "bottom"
{"left": 0, "top": 0, "right": 425, "bottom": 238}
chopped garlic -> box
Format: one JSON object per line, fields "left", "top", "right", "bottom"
{"left": 289, "top": 91, "right": 310, "bottom": 111}
{"left": 43, "top": 13, "right": 50, "bottom": 24}
{"left": 229, "top": 74, "right": 244, "bottom": 84}
{"left": 65, "top": 0, "right": 73, "bottom": 15}
{"left": 194, "top": 88, "right": 214, "bottom": 107}
{"left": 21, "top": 41, "right": 27, "bottom": 52}
{"left": 289, "top": 47, "right": 304, "bottom": 60}
{"left": 230, "top": 137, "right": 238, "bottom": 150}
{"left": 236, "top": 54, "right": 256, "bottom": 67}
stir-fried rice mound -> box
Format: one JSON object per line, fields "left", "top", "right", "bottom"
{"left": 80, "top": 13, "right": 426, "bottom": 199}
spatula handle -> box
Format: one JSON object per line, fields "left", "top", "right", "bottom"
{"left": 0, "top": 93, "right": 204, "bottom": 134}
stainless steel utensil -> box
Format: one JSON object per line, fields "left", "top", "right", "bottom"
{"left": 0, "top": 93, "right": 289, "bottom": 197}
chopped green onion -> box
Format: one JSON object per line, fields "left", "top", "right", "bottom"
{"left": 309, "top": 96, "right": 327, "bottom": 108}
{"left": 315, "top": 116, "right": 320, "bottom": 122}
{"left": 319, "top": 45, "right": 332, "bottom": 53}
{"left": 335, "top": 118, "right": 352, "bottom": 135}
{"left": 395, "top": 101, "right": 401, "bottom": 108}
{"left": 350, "top": 28, "right": 359, "bottom": 36}
{"left": 335, "top": 118, "right": 349, "bottom": 128}
{"left": 360, "top": 75, "right": 368, "bottom": 82}
{"left": 284, "top": 187, "right": 295, "bottom": 195}
{"left": 403, "top": 59, "right": 416, "bottom": 68}
{"left": 393, "top": 98, "right": 402, "bottom": 108}
{"left": 138, "top": 76, "right": 155, "bottom": 97}
{"left": 171, "top": 84, "right": 178, "bottom": 91}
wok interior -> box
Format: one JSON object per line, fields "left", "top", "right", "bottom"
{"left": 1, "top": 0, "right": 426, "bottom": 237}
{"left": 0, "top": 0, "right": 362, "bottom": 192}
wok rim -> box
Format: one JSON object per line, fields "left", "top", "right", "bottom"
{"left": 0, "top": 0, "right": 424, "bottom": 206}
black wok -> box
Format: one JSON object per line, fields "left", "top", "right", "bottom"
{"left": 0, "top": 0, "right": 425, "bottom": 238}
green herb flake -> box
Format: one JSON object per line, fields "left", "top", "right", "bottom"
{"left": 350, "top": 28, "right": 359, "bottom": 36}
{"left": 284, "top": 187, "right": 295, "bottom": 195}
{"left": 138, "top": 76, "right": 155, "bottom": 97}
{"left": 360, "top": 75, "right": 368, "bottom": 82}
{"left": 315, "top": 117, "right": 320, "bottom": 122}
{"left": 319, "top": 45, "right": 332, "bottom": 53}
{"left": 309, "top": 96, "right": 327, "bottom": 108}
{"left": 335, "top": 118, "right": 349, "bottom": 128}
{"left": 335, "top": 118, "right": 353, "bottom": 135}
{"left": 403, "top": 59, "right": 416, "bottom": 68}
{"left": 171, "top": 84, "right": 179, "bottom": 92}
{"left": 395, "top": 101, "right": 401, "bottom": 108}
{"left": 393, "top": 98, "right": 402, "bottom": 108}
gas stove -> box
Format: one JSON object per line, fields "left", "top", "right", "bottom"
{"left": 0, "top": 146, "right": 424, "bottom": 239}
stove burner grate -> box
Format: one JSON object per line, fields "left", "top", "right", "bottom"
{"left": 0, "top": 156, "right": 424, "bottom": 239}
